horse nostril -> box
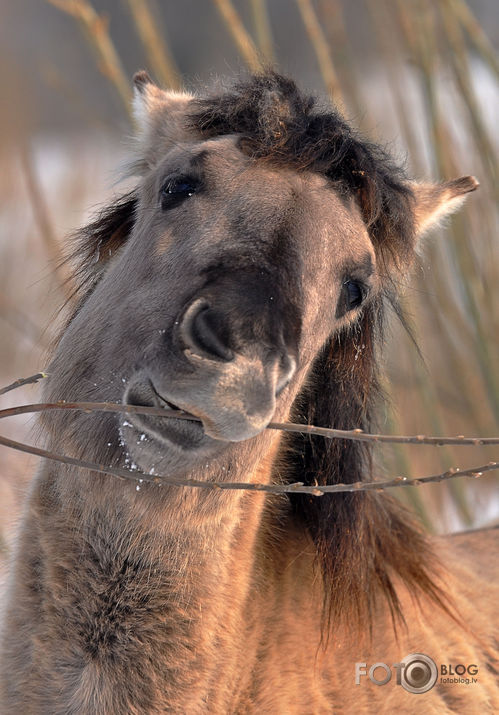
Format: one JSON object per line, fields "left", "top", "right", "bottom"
{"left": 180, "top": 299, "right": 234, "bottom": 362}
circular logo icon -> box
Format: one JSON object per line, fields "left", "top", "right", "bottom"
{"left": 400, "top": 653, "right": 438, "bottom": 694}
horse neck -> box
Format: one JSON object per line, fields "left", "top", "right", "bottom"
{"left": 64, "top": 433, "right": 279, "bottom": 601}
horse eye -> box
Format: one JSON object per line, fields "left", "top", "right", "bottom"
{"left": 344, "top": 280, "right": 364, "bottom": 310}
{"left": 161, "top": 177, "right": 199, "bottom": 210}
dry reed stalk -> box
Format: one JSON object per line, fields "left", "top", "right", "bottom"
{"left": 365, "top": 0, "right": 424, "bottom": 173}
{"left": 18, "top": 143, "right": 72, "bottom": 299}
{"left": 403, "top": 329, "right": 473, "bottom": 525}
{"left": 46, "top": 0, "right": 132, "bottom": 120}
{"left": 376, "top": 389, "right": 436, "bottom": 530}
{"left": 422, "top": 3, "right": 497, "bottom": 386}
{"left": 212, "top": 0, "right": 261, "bottom": 71}
{"left": 449, "top": 0, "right": 499, "bottom": 81}
{"left": 317, "top": 0, "right": 365, "bottom": 122}
{"left": 449, "top": 214, "right": 499, "bottom": 423}
{"left": 393, "top": 4, "right": 470, "bottom": 353}
{"left": 439, "top": 0, "right": 498, "bottom": 200}
{"left": 410, "top": 0, "right": 499, "bottom": 422}
{"left": 403, "top": 0, "right": 452, "bottom": 174}
{"left": 0, "top": 293, "right": 45, "bottom": 348}
{"left": 125, "top": 0, "right": 181, "bottom": 90}
{"left": 416, "top": 290, "right": 490, "bottom": 433}
{"left": 41, "top": 63, "right": 116, "bottom": 131}
{"left": 250, "top": 0, "right": 274, "bottom": 63}
{"left": 391, "top": 0, "right": 497, "bottom": 521}
{"left": 295, "top": 0, "right": 345, "bottom": 112}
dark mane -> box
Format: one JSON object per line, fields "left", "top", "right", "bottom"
{"left": 190, "top": 71, "right": 415, "bottom": 264}
{"left": 65, "top": 191, "right": 138, "bottom": 305}
{"left": 285, "top": 303, "right": 446, "bottom": 634}
{"left": 191, "top": 72, "right": 444, "bottom": 630}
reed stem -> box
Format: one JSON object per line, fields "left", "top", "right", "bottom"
{"left": 47, "top": 0, "right": 132, "bottom": 119}
{"left": 295, "top": 0, "right": 345, "bottom": 112}
{"left": 212, "top": 0, "right": 261, "bottom": 71}
{"left": 125, "top": 0, "right": 181, "bottom": 90}
{"left": 250, "top": 0, "right": 274, "bottom": 63}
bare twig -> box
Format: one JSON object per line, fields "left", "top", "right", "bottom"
{"left": 212, "top": 0, "right": 261, "bottom": 71}
{"left": 0, "top": 373, "right": 48, "bottom": 397}
{"left": 0, "top": 400, "right": 498, "bottom": 446}
{"left": 1, "top": 380, "right": 496, "bottom": 494}
{"left": 125, "top": 0, "right": 181, "bottom": 89}
{"left": 46, "top": 0, "right": 132, "bottom": 119}
{"left": 0, "top": 431, "right": 495, "bottom": 495}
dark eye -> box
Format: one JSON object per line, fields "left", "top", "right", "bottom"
{"left": 161, "top": 177, "right": 199, "bottom": 210}
{"left": 336, "top": 279, "right": 366, "bottom": 318}
{"left": 344, "top": 280, "right": 364, "bottom": 309}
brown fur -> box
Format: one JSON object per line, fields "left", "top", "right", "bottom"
{"left": 0, "top": 73, "right": 495, "bottom": 713}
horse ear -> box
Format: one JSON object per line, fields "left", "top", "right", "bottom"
{"left": 410, "top": 176, "right": 479, "bottom": 238}
{"left": 131, "top": 71, "right": 195, "bottom": 170}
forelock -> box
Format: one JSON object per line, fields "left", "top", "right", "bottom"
{"left": 189, "top": 71, "right": 416, "bottom": 264}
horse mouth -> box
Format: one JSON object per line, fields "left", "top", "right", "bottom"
{"left": 122, "top": 378, "right": 207, "bottom": 451}
{"left": 150, "top": 383, "right": 198, "bottom": 421}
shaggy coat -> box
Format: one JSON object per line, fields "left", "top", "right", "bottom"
{"left": 1, "top": 72, "right": 497, "bottom": 714}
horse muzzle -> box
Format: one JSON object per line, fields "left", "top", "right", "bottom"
{"left": 123, "top": 295, "right": 296, "bottom": 446}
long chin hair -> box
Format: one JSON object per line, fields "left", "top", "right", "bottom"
{"left": 284, "top": 296, "right": 449, "bottom": 637}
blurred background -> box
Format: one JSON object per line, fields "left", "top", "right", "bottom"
{"left": 0, "top": 0, "right": 498, "bottom": 572}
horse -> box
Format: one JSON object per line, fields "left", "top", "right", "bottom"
{"left": 1, "top": 71, "right": 497, "bottom": 713}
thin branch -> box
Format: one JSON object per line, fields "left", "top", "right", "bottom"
{"left": 0, "top": 431, "right": 495, "bottom": 495}
{"left": 0, "top": 373, "right": 48, "bottom": 397}
{"left": 212, "top": 0, "right": 262, "bottom": 71}
{"left": 46, "top": 0, "right": 132, "bottom": 119}
{"left": 125, "top": 0, "right": 181, "bottom": 89}
{"left": 0, "top": 400, "right": 498, "bottom": 446}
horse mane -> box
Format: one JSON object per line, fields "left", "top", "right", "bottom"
{"left": 64, "top": 191, "right": 138, "bottom": 307}
{"left": 191, "top": 72, "right": 447, "bottom": 631}
{"left": 285, "top": 303, "right": 447, "bottom": 635}
{"left": 190, "top": 70, "right": 415, "bottom": 264}
{"left": 63, "top": 72, "right": 448, "bottom": 631}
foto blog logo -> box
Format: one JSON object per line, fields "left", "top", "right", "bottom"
{"left": 355, "top": 654, "right": 479, "bottom": 694}
{"left": 356, "top": 653, "right": 438, "bottom": 694}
